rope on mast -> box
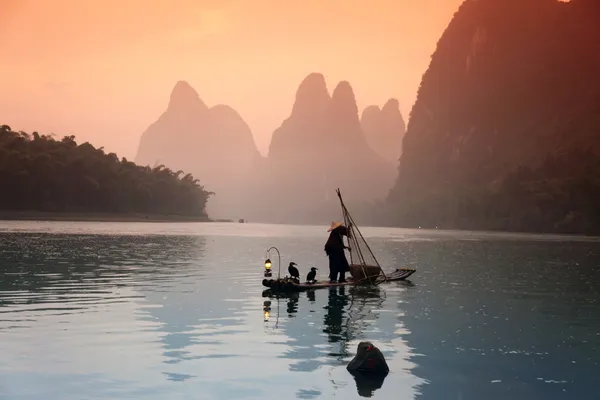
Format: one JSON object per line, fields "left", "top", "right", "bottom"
{"left": 336, "top": 188, "right": 387, "bottom": 284}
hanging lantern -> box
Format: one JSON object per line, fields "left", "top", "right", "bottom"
{"left": 264, "top": 258, "right": 272, "bottom": 277}
{"left": 263, "top": 247, "right": 281, "bottom": 278}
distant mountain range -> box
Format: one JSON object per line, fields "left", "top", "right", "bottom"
{"left": 134, "top": 0, "right": 600, "bottom": 234}
{"left": 134, "top": 81, "right": 263, "bottom": 219}
{"left": 135, "top": 74, "right": 405, "bottom": 222}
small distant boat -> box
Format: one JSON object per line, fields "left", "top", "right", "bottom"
{"left": 261, "top": 188, "right": 417, "bottom": 292}
{"left": 238, "top": 218, "right": 245, "bottom": 223}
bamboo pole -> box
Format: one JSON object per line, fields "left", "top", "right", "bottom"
{"left": 335, "top": 188, "right": 387, "bottom": 284}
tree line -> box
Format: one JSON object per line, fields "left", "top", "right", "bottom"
{"left": 0, "top": 125, "right": 213, "bottom": 218}
{"left": 382, "top": 149, "right": 600, "bottom": 235}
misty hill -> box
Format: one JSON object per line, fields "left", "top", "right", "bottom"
{"left": 387, "top": 0, "right": 600, "bottom": 234}
{"left": 135, "top": 81, "right": 263, "bottom": 219}
{"left": 360, "top": 98, "right": 406, "bottom": 165}
{"left": 261, "top": 73, "right": 397, "bottom": 223}
{"left": 0, "top": 125, "right": 212, "bottom": 218}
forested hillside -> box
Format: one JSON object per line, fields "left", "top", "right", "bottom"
{"left": 387, "top": 0, "right": 600, "bottom": 235}
{"left": 0, "top": 125, "right": 213, "bottom": 218}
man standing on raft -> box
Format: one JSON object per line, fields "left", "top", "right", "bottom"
{"left": 324, "top": 221, "right": 351, "bottom": 283}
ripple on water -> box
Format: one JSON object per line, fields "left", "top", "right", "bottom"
{"left": 1, "top": 226, "right": 600, "bottom": 399}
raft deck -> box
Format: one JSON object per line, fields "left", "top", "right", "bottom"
{"left": 262, "top": 268, "right": 416, "bottom": 292}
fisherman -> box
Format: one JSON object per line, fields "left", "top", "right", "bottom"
{"left": 324, "top": 221, "right": 351, "bottom": 283}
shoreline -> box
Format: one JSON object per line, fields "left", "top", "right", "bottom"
{"left": 1, "top": 211, "right": 595, "bottom": 238}
{"left": 0, "top": 210, "right": 224, "bottom": 223}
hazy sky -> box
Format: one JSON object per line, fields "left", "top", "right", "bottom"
{"left": 0, "top": 0, "right": 463, "bottom": 159}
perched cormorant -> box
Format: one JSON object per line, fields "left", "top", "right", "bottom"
{"left": 288, "top": 262, "right": 300, "bottom": 281}
{"left": 306, "top": 267, "right": 318, "bottom": 283}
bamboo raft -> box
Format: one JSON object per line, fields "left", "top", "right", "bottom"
{"left": 262, "top": 268, "right": 416, "bottom": 292}
{"left": 261, "top": 188, "right": 417, "bottom": 293}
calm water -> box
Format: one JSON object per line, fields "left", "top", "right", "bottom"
{"left": 1, "top": 222, "right": 599, "bottom": 400}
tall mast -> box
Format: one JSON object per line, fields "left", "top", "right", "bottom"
{"left": 336, "top": 188, "right": 386, "bottom": 283}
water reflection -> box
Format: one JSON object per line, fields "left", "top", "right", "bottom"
{"left": 261, "top": 284, "right": 395, "bottom": 397}
{"left": 0, "top": 228, "right": 423, "bottom": 399}
{"left": 261, "top": 290, "right": 299, "bottom": 330}
{"left": 345, "top": 286, "right": 387, "bottom": 342}
{"left": 349, "top": 370, "right": 388, "bottom": 398}
{"left": 323, "top": 287, "right": 350, "bottom": 350}
{"left": 134, "top": 235, "right": 263, "bottom": 383}
{"left": 287, "top": 292, "right": 300, "bottom": 316}
{"left": 307, "top": 289, "right": 316, "bottom": 303}
{"left": 8, "top": 224, "right": 595, "bottom": 398}
{"left": 0, "top": 233, "right": 211, "bottom": 396}
{"left": 395, "top": 239, "right": 600, "bottom": 400}
{"left": 0, "top": 233, "right": 205, "bottom": 309}
{"left": 263, "top": 300, "right": 272, "bottom": 322}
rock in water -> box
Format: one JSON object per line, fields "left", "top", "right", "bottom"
{"left": 347, "top": 341, "right": 389, "bottom": 374}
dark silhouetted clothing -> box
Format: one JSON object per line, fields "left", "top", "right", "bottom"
{"left": 324, "top": 226, "right": 350, "bottom": 282}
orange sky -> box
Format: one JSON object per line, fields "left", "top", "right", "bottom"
{"left": 0, "top": 0, "right": 463, "bottom": 159}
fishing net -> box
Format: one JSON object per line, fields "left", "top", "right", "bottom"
{"left": 336, "top": 189, "right": 386, "bottom": 283}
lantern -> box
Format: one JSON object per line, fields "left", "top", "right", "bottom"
{"left": 264, "top": 258, "right": 272, "bottom": 277}
{"left": 263, "top": 247, "right": 281, "bottom": 278}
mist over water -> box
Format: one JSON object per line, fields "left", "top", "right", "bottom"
{"left": 1, "top": 222, "right": 599, "bottom": 399}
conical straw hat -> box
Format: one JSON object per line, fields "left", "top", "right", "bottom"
{"left": 327, "top": 221, "right": 344, "bottom": 232}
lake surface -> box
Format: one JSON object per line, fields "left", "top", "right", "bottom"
{"left": 1, "top": 221, "right": 599, "bottom": 399}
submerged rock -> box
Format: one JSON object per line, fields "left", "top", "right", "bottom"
{"left": 347, "top": 341, "right": 389, "bottom": 374}
{"left": 347, "top": 341, "right": 389, "bottom": 397}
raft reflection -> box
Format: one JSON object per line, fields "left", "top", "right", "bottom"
{"left": 261, "top": 285, "right": 390, "bottom": 397}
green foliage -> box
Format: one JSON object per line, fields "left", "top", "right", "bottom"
{"left": 0, "top": 125, "right": 214, "bottom": 217}
{"left": 384, "top": 149, "right": 600, "bottom": 235}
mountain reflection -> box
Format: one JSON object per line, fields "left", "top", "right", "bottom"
{"left": 0, "top": 233, "right": 204, "bottom": 307}
{"left": 394, "top": 239, "right": 600, "bottom": 400}
{"left": 0, "top": 232, "right": 214, "bottom": 379}
{"left": 134, "top": 235, "right": 262, "bottom": 374}
{"left": 1, "top": 230, "right": 424, "bottom": 399}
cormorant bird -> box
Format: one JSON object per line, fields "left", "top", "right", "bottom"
{"left": 288, "top": 262, "right": 300, "bottom": 281}
{"left": 306, "top": 267, "right": 318, "bottom": 283}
